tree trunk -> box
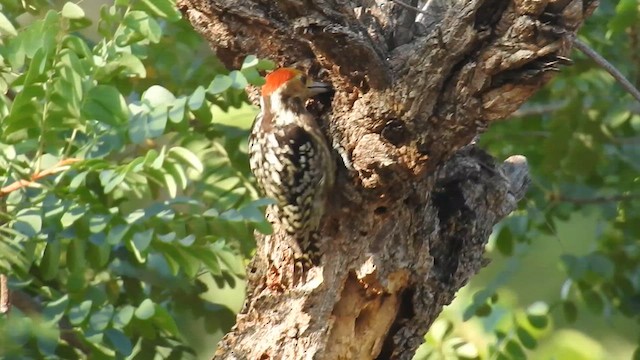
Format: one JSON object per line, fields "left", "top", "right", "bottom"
{"left": 177, "top": 0, "right": 597, "bottom": 358}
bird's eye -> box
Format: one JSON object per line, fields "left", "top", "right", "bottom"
{"left": 299, "top": 75, "right": 307, "bottom": 84}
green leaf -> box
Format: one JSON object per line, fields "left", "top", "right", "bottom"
{"left": 164, "top": 171, "right": 178, "bottom": 198}
{"left": 219, "top": 209, "right": 243, "bottom": 222}
{"left": 88, "top": 234, "right": 111, "bottom": 269}
{"left": 428, "top": 319, "right": 453, "bottom": 342}
{"left": 188, "top": 86, "right": 206, "bottom": 110}
{"left": 0, "top": 12, "right": 18, "bottom": 37}
{"left": 122, "top": 11, "right": 162, "bottom": 44}
{"left": 69, "top": 300, "right": 92, "bottom": 325}
{"left": 68, "top": 16, "right": 92, "bottom": 31}
{"left": 490, "top": 292, "right": 499, "bottom": 304}
{"left": 241, "top": 55, "right": 259, "bottom": 69}
{"left": 194, "top": 249, "right": 222, "bottom": 275}
{"left": 43, "top": 295, "right": 69, "bottom": 324}
{"left": 152, "top": 305, "right": 179, "bottom": 336}
{"left": 14, "top": 208, "right": 42, "bottom": 238}
{"left": 178, "top": 235, "right": 196, "bottom": 247}
{"left": 139, "top": 0, "right": 182, "bottom": 21}
{"left": 203, "top": 208, "right": 219, "bottom": 217}
{"left": 89, "top": 214, "right": 111, "bottom": 234}
{"left": 228, "top": 70, "right": 248, "bottom": 89}
{"left": 242, "top": 67, "right": 265, "bottom": 86}
{"left": 164, "top": 161, "right": 188, "bottom": 191}
{"left": 526, "top": 302, "right": 549, "bottom": 329}
{"left": 168, "top": 147, "right": 203, "bottom": 173}
{"left": 105, "top": 329, "right": 133, "bottom": 356}
{"left": 475, "top": 303, "right": 492, "bottom": 317}
{"left": 505, "top": 340, "right": 526, "bottom": 359}
{"left": 61, "top": 204, "right": 87, "bottom": 227}
{"left": 208, "top": 75, "right": 232, "bottom": 94}
{"left": 150, "top": 147, "right": 165, "bottom": 169}
{"left": 62, "top": 35, "right": 92, "bottom": 58}
{"left": 69, "top": 171, "right": 88, "bottom": 191}
{"left": 113, "top": 305, "right": 135, "bottom": 328}
{"left": 582, "top": 290, "right": 604, "bottom": 314}
{"left": 216, "top": 248, "right": 245, "bottom": 276}
{"left": 83, "top": 85, "right": 129, "bottom": 126}
{"left": 608, "top": 0, "right": 638, "bottom": 35}
{"left": 516, "top": 327, "right": 537, "bottom": 349}
{"left": 157, "top": 232, "right": 176, "bottom": 243}
{"left": 129, "top": 109, "right": 167, "bottom": 144}
{"left": 168, "top": 96, "right": 187, "bottom": 123}
{"left": 135, "top": 299, "right": 156, "bottom": 320}
{"left": 36, "top": 327, "right": 59, "bottom": 356}
{"left": 526, "top": 314, "right": 548, "bottom": 329}
{"left": 238, "top": 204, "right": 265, "bottom": 223}
{"left": 67, "top": 238, "right": 87, "bottom": 273}
{"left": 560, "top": 254, "right": 586, "bottom": 280}
{"left": 90, "top": 304, "right": 114, "bottom": 331}
{"left": 144, "top": 203, "right": 175, "bottom": 221}
{"left": 562, "top": 301, "right": 578, "bottom": 323}
{"left": 587, "top": 253, "right": 615, "bottom": 280}
{"left": 67, "top": 271, "right": 86, "bottom": 293}
{"left": 130, "top": 229, "right": 154, "bottom": 262}
{"left": 117, "top": 53, "right": 147, "bottom": 77}
{"left": 495, "top": 226, "right": 513, "bottom": 256}
{"left": 604, "top": 108, "right": 630, "bottom": 128}
{"left": 107, "top": 224, "right": 130, "bottom": 245}
{"left": 257, "top": 58, "right": 276, "bottom": 70}
{"left": 162, "top": 246, "right": 200, "bottom": 278}
{"left": 142, "top": 85, "right": 176, "bottom": 107}
{"left": 454, "top": 342, "right": 479, "bottom": 359}
{"left": 40, "top": 239, "right": 61, "bottom": 281}
{"left": 61, "top": 2, "right": 85, "bottom": 19}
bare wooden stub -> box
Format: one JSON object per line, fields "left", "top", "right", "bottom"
{"left": 177, "top": 0, "right": 597, "bottom": 358}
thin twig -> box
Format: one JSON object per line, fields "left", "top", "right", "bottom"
{"left": 0, "top": 274, "right": 9, "bottom": 314}
{"left": 0, "top": 158, "right": 81, "bottom": 198}
{"left": 512, "top": 100, "right": 569, "bottom": 118}
{"left": 512, "top": 101, "right": 640, "bottom": 119}
{"left": 11, "top": 290, "right": 92, "bottom": 355}
{"left": 573, "top": 38, "right": 640, "bottom": 103}
{"left": 553, "top": 193, "right": 640, "bottom": 205}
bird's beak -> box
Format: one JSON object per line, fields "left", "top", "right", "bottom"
{"left": 307, "top": 81, "right": 332, "bottom": 96}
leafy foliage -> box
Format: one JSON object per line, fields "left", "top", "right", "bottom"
{"left": 0, "top": 0, "right": 271, "bottom": 358}
{"left": 416, "top": 0, "right": 640, "bottom": 359}
{"left": 1, "top": 0, "right": 639, "bottom": 359}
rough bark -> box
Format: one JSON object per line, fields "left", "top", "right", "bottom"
{"left": 176, "top": 0, "right": 597, "bottom": 358}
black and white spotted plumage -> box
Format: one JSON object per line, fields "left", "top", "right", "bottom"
{"left": 249, "top": 69, "right": 334, "bottom": 264}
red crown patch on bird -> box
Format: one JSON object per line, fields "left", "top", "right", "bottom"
{"left": 261, "top": 68, "right": 302, "bottom": 97}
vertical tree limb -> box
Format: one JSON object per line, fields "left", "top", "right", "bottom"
{"left": 177, "top": 0, "right": 597, "bottom": 358}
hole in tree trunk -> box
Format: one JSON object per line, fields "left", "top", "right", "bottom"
{"left": 374, "top": 206, "right": 388, "bottom": 215}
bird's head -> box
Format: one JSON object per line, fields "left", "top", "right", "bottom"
{"left": 261, "top": 68, "right": 331, "bottom": 100}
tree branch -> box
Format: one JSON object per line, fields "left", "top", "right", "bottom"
{"left": 0, "top": 274, "right": 8, "bottom": 314}
{"left": 9, "top": 290, "right": 92, "bottom": 355}
{"left": 177, "top": 0, "right": 597, "bottom": 358}
{"left": 573, "top": 37, "right": 640, "bottom": 103}
{"left": 552, "top": 193, "right": 640, "bottom": 205}
{"left": 0, "top": 158, "right": 80, "bottom": 198}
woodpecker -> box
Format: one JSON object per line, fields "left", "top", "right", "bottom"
{"left": 248, "top": 68, "right": 334, "bottom": 264}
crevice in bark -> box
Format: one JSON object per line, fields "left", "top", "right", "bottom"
{"left": 475, "top": 0, "right": 509, "bottom": 30}
{"left": 378, "top": 286, "right": 415, "bottom": 359}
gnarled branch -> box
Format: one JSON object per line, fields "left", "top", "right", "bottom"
{"left": 177, "top": 0, "right": 597, "bottom": 358}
